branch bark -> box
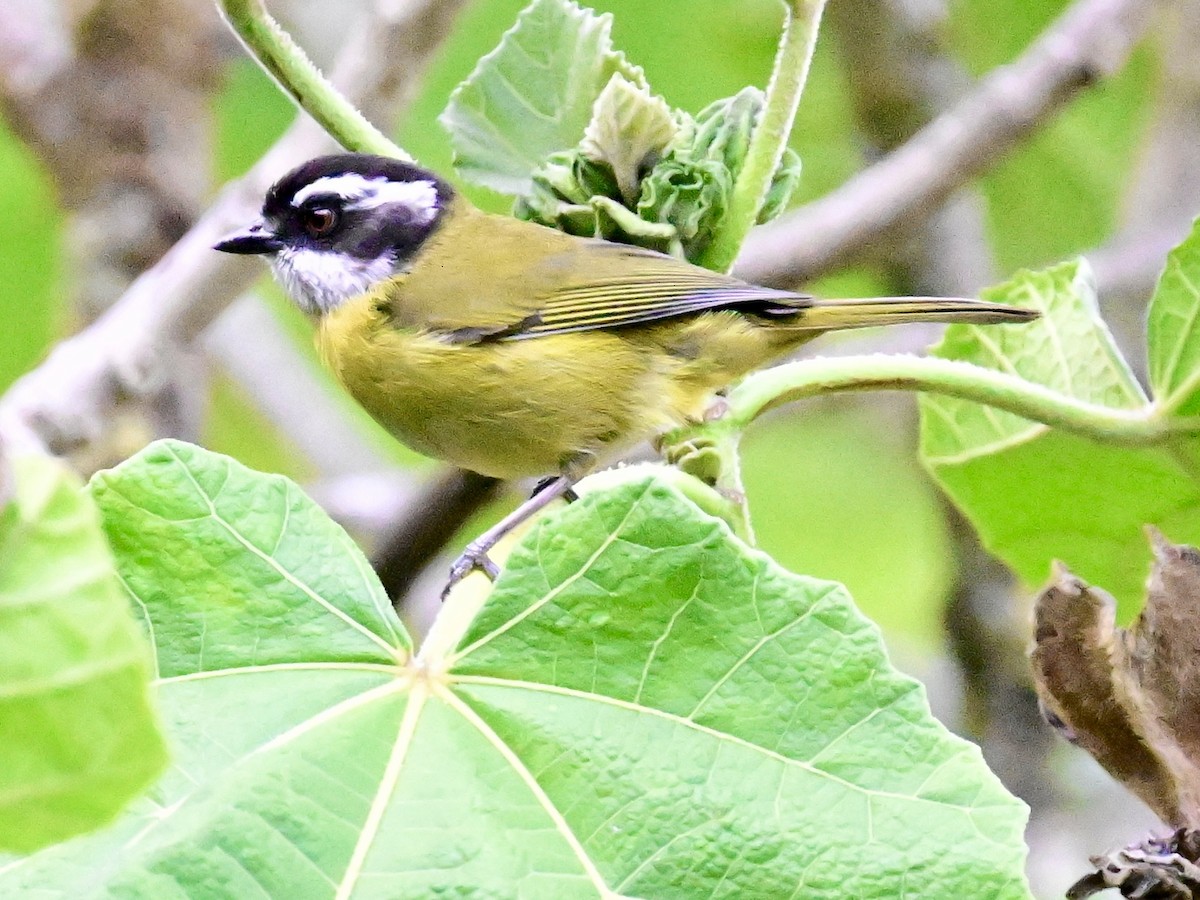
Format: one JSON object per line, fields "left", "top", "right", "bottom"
{"left": 734, "top": 0, "right": 1161, "bottom": 289}
{"left": 0, "top": 0, "right": 225, "bottom": 468}
{"left": 1091, "top": 0, "right": 1200, "bottom": 372}
{"left": 370, "top": 469, "right": 505, "bottom": 607}
{"left": 0, "top": 0, "right": 470, "bottom": 457}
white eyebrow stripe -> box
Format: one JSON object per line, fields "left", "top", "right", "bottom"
{"left": 292, "top": 173, "right": 439, "bottom": 222}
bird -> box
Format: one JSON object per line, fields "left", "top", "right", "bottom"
{"left": 215, "top": 152, "right": 1037, "bottom": 593}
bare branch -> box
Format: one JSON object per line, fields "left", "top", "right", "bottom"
{"left": 1118, "top": 0, "right": 1200, "bottom": 246}
{"left": 0, "top": 0, "right": 471, "bottom": 456}
{"left": 0, "top": 0, "right": 226, "bottom": 466}
{"left": 735, "top": 0, "right": 1160, "bottom": 288}
{"left": 1090, "top": 223, "right": 1193, "bottom": 303}
{"left": 1091, "top": 0, "right": 1200, "bottom": 371}
{"left": 370, "top": 468, "right": 505, "bottom": 606}
{"left": 0, "top": 119, "right": 310, "bottom": 455}
{"left": 202, "top": 295, "right": 391, "bottom": 478}
{"left": 823, "top": 0, "right": 997, "bottom": 298}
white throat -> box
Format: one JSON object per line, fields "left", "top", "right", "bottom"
{"left": 269, "top": 247, "right": 397, "bottom": 316}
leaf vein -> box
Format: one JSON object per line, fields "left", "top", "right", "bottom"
{"left": 438, "top": 685, "right": 619, "bottom": 897}
{"left": 161, "top": 444, "right": 400, "bottom": 662}
{"left": 452, "top": 676, "right": 986, "bottom": 811}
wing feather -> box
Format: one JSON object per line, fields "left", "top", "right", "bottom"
{"left": 503, "top": 243, "right": 810, "bottom": 340}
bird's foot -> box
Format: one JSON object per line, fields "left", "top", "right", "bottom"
{"left": 534, "top": 476, "right": 579, "bottom": 503}
{"left": 440, "top": 474, "right": 576, "bottom": 601}
{"left": 442, "top": 540, "right": 501, "bottom": 601}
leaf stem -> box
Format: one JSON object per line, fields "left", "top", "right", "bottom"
{"left": 667, "top": 450, "right": 755, "bottom": 543}
{"left": 218, "top": 0, "right": 409, "bottom": 159}
{"left": 696, "top": 0, "right": 828, "bottom": 273}
{"left": 670, "top": 354, "right": 1195, "bottom": 449}
{"left": 580, "top": 463, "right": 755, "bottom": 544}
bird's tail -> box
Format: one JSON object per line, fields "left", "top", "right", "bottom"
{"left": 777, "top": 296, "right": 1039, "bottom": 331}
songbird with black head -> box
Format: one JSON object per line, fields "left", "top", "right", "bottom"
{"left": 217, "top": 153, "right": 1038, "bottom": 593}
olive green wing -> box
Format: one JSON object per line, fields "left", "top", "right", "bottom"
{"left": 432, "top": 239, "right": 811, "bottom": 344}
{"left": 508, "top": 242, "right": 810, "bottom": 339}
{"left": 389, "top": 211, "right": 810, "bottom": 342}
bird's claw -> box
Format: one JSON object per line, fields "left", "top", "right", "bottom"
{"left": 441, "top": 543, "right": 502, "bottom": 600}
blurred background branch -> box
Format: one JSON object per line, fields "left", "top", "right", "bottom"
{"left": 1091, "top": 0, "right": 1200, "bottom": 372}
{"left": 734, "top": 0, "right": 1160, "bottom": 289}
{"left": 0, "top": 0, "right": 469, "bottom": 460}
{"left": 0, "top": 0, "right": 224, "bottom": 466}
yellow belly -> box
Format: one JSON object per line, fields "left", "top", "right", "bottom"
{"left": 316, "top": 291, "right": 799, "bottom": 479}
{"left": 317, "top": 299, "right": 689, "bottom": 479}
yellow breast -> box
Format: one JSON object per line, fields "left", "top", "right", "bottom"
{"left": 317, "top": 295, "right": 708, "bottom": 479}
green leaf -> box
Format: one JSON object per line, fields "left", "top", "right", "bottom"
{"left": 637, "top": 88, "right": 801, "bottom": 259}
{"left": 919, "top": 258, "right": 1200, "bottom": 615}
{"left": 1148, "top": 217, "right": 1200, "bottom": 416}
{"left": 88, "top": 440, "right": 408, "bottom": 677}
{"left": 580, "top": 74, "right": 676, "bottom": 203}
{"left": 1, "top": 444, "right": 1029, "bottom": 897}
{"left": 0, "top": 455, "right": 165, "bottom": 854}
{"left": 441, "top": 0, "right": 645, "bottom": 196}
{"left": 0, "top": 124, "right": 62, "bottom": 394}
{"left": 922, "top": 260, "right": 1144, "bottom": 464}
{"left": 450, "top": 473, "right": 1030, "bottom": 897}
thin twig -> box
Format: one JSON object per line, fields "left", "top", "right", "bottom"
{"left": 371, "top": 469, "right": 505, "bottom": 605}
{"left": 824, "top": 0, "right": 997, "bottom": 296}
{"left": 734, "top": 0, "right": 1160, "bottom": 288}
{"left": 695, "top": 354, "right": 1188, "bottom": 447}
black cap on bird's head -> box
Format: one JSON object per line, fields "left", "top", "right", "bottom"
{"left": 215, "top": 154, "right": 456, "bottom": 315}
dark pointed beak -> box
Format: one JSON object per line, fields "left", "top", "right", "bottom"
{"left": 214, "top": 221, "right": 283, "bottom": 255}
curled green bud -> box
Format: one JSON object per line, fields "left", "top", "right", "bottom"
{"left": 516, "top": 148, "right": 681, "bottom": 252}
{"left": 637, "top": 156, "right": 731, "bottom": 256}
{"left": 514, "top": 82, "right": 800, "bottom": 261}
{"left": 514, "top": 149, "right": 621, "bottom": 236}
{"left": 635, "top": 86, "right": 799, "bottom": 259}
{"left": 691, "top": 87, "right": 765, "bottom": 174}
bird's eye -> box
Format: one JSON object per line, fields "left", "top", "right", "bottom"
{"left": 301, "top": 206, "right": 339, "bottom": 238}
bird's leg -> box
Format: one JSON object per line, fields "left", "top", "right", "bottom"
{"left": 534, "top": 475, "right": 579, "bottom": 503}
{"left": 442, "top": 474, "right": 574, "bottom": 600}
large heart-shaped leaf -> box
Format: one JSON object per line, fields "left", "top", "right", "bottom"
{"left": 0, "top": 441, "right": 1029, "bottom": 897}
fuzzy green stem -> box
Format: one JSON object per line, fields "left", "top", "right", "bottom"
{"left": 696, "top": 354, "right": 1193, "bottom": 446}
{"left": 696, "top": 0, "right": 827, "bottom": 273}
{"left": 219, "top": 0, "right": 409, "bottom": 159}
{"left": 651, "top": 464, "right": 754, "bottom": 543}
{"left": 579, "top": 463, "right": 755, "bottom": 543}
{"left": 713, "top": 444, "right": 755, "bottom": 544}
